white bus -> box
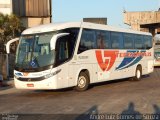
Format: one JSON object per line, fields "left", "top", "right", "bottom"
{"left": 12, "top": 22, "right": 154, "bottom": 91}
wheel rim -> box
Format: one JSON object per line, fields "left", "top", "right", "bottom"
{"left": 78, "top": 76, "right": 86, "bottom": 88}
{"left": 136, "top": 70, "right": 141, "bottom": 79}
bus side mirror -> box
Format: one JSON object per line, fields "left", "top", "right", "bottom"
{"left": 6, "top": 38, "right": 19, "bottom": 54}
{"left": 50, "top": 33, "right": 70, "bottom": 50}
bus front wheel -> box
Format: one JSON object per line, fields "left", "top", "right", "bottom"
{"left": 132, "top": 66, "right": 142, "bottom": 81}
{"left": 74, "top": 72, "right": 90, "bottom": 91}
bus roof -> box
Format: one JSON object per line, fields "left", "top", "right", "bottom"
{"left": 22, "top": 22, "right": 81, "bottom": 35}
{"left": 22, "top": 22, "right": 152, "bottom": 36}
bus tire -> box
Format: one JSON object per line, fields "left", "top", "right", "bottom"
{"left": 133, "top": 66, "right": 142, "bottom": 81}
{"left": 74, "top": 72, "right": 90, "bottom": 91}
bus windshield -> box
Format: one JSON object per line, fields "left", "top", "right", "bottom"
{"left": 15, "top": 32, "right": 56, "bottom": 69}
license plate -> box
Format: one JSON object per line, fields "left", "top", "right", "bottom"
{"left": 27, "top": 84, "right": 34, "bottom": 87}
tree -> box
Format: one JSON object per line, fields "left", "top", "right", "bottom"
{"left": 0, "top": 13, "right": 25, "bottom": 53}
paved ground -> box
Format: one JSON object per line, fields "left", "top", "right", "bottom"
{"left": 0, "top": 68, "right": 160, "bottom": 120}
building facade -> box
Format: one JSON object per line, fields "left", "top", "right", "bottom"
{"left": 124, "top": 11, "right": 160, "bottom": 36}
{"left": 0, "top": 0, "right": 52, "bottom": 28}
{"left": 12, "top": 0, "right": 52, "bottom": 28}
{"left": 0, "top": 0, "right": 12, "bottom": 15}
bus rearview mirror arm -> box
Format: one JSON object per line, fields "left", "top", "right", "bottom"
{"left": 50, "top": 33, "right": 70, "bottom": 50}
{"left": 6, "top": 38, "right": 19, "bottom": 54}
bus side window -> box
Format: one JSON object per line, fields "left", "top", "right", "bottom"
{"left": 111, "top": 32, "right": 123, "bottom": 49}
{"left": 123, "top": 33, "right": 134, "bottom": 49}
{"left": 143, "top": 36, "right": 152, "bottom": 49}
{"left": 96, "top": 31, "right": 105, "bottom": 49}
{"left": 96, "top": 30, "right": 110, "bottom": 49}
{"left": 78, "top": 29, "right": 96, "bottom": 54}
{"left": 134, "top": 35, "right": 143, "bottom": 49}
{"left": 62, "top": 28, "right": 79, "bottom": 57}
{"left": 104, "top": 31, "right": 111, "bottom": 49}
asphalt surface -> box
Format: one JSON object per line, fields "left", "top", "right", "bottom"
{"left": 0, "top": 68, "right": 160, "bottom": 120}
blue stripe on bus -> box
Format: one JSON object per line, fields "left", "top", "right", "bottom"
{"left": 116, "top": 50, "right": 146, "bottom": 70}
{"left": 116, "top": 50, "right": 138, "bottom": 70}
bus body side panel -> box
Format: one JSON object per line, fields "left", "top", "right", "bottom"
{"left": 69, "top": 50, "right": 98, "bottom": 85}
{"left": 56, "top": 64, "right": 69, "bottom": 89}
{"left": 84, "top": 48, "right": 153, "bottom": 84}
{"left": 142, "top": 48, "right": 154, "bottom": 75}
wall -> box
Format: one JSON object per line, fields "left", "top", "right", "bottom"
{"left": 12, "top": 0, "right": 52, "bottom": 27}
{"left": 124, "top": 11, "right": 160, "bottom": 31}
{"left": 12, "top": 0, "right": 51, "bottom": 17}
{"left": 0, "top": 0, "right": 12, "bottom": 15}
{"left": 21, "top": 17, "right": 51, "bottom": 28}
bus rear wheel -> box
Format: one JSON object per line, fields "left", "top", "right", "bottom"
{"left": 74, "top": 72, "right": 90, "bottom": 92}
{"left": 132, "top": 66, "right": 142, "bottom": 81}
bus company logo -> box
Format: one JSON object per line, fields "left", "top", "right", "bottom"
{"left": 116, "top": 50, "right": 151, "bottom": 70}
{"left": 95, "top": 50, "right": 119, "bottom": 72}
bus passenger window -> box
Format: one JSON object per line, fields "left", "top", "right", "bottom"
{"left": 124, "top": 33, "right": 134, "bottom": 49}
{"left": 97, "top": 34, "right": 105, "bottom": 49}
{"left": 143, "top": 36, "right": 152, "bottom": 49}
{"left": 78, "top": 29, "right": 96, "bottom": 54}
{"left": 104, "top": 31, "right": 111, "bottom": 49}
{"left": 111, "top": 32, "right": 123, "bottom": 49}
{"left": 134, "top": 35, "right": 143, "bottom": 49}
{"left": 96, "top": 31, "right": 110, "bottom": 49}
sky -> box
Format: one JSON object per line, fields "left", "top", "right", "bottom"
{"left": 52, "top": 0, "right": 159, "bottom": 28}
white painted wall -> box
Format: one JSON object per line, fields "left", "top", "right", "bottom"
{"left": 0, "top": 0, "right": 12, "bottom": 15}
{"left": 0, "top": 0, "right": 11, "bottom": 4}
{"left": 0, "top": 8, "right": 11, "bottom": 15}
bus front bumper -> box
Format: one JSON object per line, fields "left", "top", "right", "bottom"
{"left": 14, "top": 76, "right": 58, "bottom": 90}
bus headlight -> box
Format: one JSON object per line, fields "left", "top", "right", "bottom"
{"left": 44, "top": 69, "right": 61, "bottom": 79}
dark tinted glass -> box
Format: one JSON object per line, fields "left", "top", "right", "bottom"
{"left": 143, "top": 36, "right": 152, "bottom": 49}
{"left": 78, "top": 29, "right": 96, "bottom": 54}
{"left": 134, "top": 35, "right": 143, "bottom": 49}
{"left": 96, "top": 30, "right": 111, "bottom": 49}
{"left": 55, "top": 28, "right": 79, "bottom": 66}
{"left": 111, "top": 32, "right": 123, "bottom": 49}
{"left": 123, "top": 33, "right": 134, "bottom": 49}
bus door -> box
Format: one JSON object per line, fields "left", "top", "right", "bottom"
{"left": 55, "top": 36, "right": 69, "bottom": 88}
